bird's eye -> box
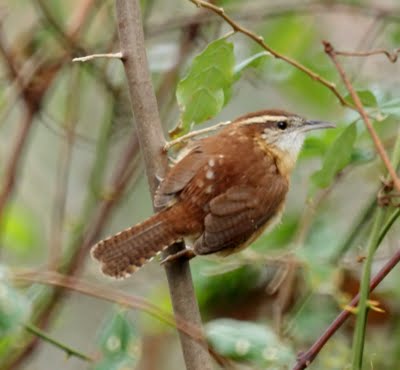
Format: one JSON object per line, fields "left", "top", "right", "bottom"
{"left": 277, "top": 121, "right": 287, "bottom": 130}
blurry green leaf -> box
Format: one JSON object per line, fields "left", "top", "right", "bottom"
{"left": 193, "top": 260, "right": 261, "bottom": 312}
{"left": 234, "top": 51, "right": 270, "bottom": 80}
{"left": 287, "top": 293, "right": 338, "bottom": 343}
{"left": 140, "top": 287, "right": 172, "bottom": 334}
{"left": 0, "top": 267, "right": 31, "bottom": 359}
{"left": 206, "top": 319, "right": 295, "bottom": 368}
{"left": 379, "top": 98, "right": 400, "bottom": 118}
{"left": 92, "top": 354, "right": 137, "bottom": 370}
{"left": 0, "top": 203, "right": 41, "bottom": 256}
{"left": 251, "top": 215, "right": 299, "bottom": 251}
{"left": 258, "top": 15, "right": 312, "bottom": 57}
{"left": 255, "top": 15, "right": 336, "bottom": 113}
{"left": 389, "top": 24, "right": 400, "bottom": 44}
{"left": 301, "top": 136, "right": 329, "bottom": 158}
{"left": 175, "top": 39, "right": 234, "bottom": 135}
{"left": 301, "top": 253, "right": 337, "bottom": 293}
{"left": 344, "top": 90, "right": 378, "bottom": 107}
{"left": 350, "top": 148, "right": 374, "bottom": 164}
{"left": 301, "top": 127, "right": 340, "bottom": 159}
{"left": 311, "top": 123, "right": 357, "bottom": 188}
{"left": 92, "top": 308, "right": 140, "bottom": 370}
{"left": 0, "top": 269, "right": 31, "bottom": 337}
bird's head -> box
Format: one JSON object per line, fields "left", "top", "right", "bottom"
{"left": 236, "top": 109, "right": 335, "bottom": 163}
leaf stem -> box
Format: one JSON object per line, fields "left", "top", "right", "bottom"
{"left": 351, "top": 129, "right": 400, "bottom": 369}
{"left": 351, "top": 207, "right": 385, "bottom": 369}
{"left": 24, "top": 322, "right": 93, "bottom": 362}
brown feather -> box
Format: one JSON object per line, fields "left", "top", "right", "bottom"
{"left": 91, "top": 203, "right": 199, "bottom": 278}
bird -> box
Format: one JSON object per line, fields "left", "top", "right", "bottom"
{"left": 91, "top": 109, "right": 335, "bottom": 278}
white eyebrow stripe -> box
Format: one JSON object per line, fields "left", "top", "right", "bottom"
{"left": 239, "top": 115, "right": 290, "bottom": 124}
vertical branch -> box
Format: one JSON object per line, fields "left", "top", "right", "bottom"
{"left": 114, "top": 1, "right": 212, "bottom": 369}
{"left": 323, "top": 41, "right": 400, "bottom": 192}
{"left": 48, "top": 67, "right": 81, "bottom": 269}
{"left": 0, "top": 108, "right": 35, "bottom": 221}
{"left": 351, "top": 208, "right": 385, "bottom": 369}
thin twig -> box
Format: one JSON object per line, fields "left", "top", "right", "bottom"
{"left": 0, "top": 108, "right": 35, "bottom": 222}
{"left": 14, "top": 271, "right": 197, "bottom": 337}
{"left": 72, "top": 52, "right": 123, "bottom": 62}
{"left": 48, "top": 67, "right": 81, "bottom": 269}
{"left": 293, "top": 244, "right": 400, "bottom": 370}
{"left": 115, "top": 1, "right": 212, "bottom": 369}
{"left": 14, "top": 270, "right": 230, "bottom": 368}
{"left": 189, "top": 0, "right": 352, "bottom": 108}
{"left": 323, "top": 41, "right": 400, "bottom": 193}
{"left": 66, "top": 0, "right": 97, "bottom": 40}
{"left": 335, "top": 47, "right": 400, "bottom": 63}
{"left": 164, "top": 120, "right": 231, "bottom": 150}
{"left": 34, "top": 0, "right": 86, "bottom": 54}
{"left": 24, "top": 322, "right": 94, "bottom": 362}
{"left": 148, "top": 2, "right": 400, "bottom": 38}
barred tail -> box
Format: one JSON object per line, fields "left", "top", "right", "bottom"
{"left": 91, "top": 208, "right": 182, "bottom": 278}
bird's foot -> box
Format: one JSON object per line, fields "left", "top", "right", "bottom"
{"left": 160, "top": 248, "right": 196, "bottom": 265}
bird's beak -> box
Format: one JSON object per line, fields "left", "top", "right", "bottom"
{"left": 303, "top": 119, "right": 336, "bottom": 132}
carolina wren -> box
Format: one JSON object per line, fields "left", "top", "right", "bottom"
{"left": 91, "top": 109, "right": 334, "bottom": 278}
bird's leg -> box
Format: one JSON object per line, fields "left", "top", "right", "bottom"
{"left": 160, "top": 247, "right": 196, "bottom": 265}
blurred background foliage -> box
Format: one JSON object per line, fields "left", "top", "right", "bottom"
{"left": 0, "top": 0, "right": 399, "bottom": 369}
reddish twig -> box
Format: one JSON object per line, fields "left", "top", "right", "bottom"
{"left": 148, "top": 2, "right": 400, "bottom": 38}
{"left": 293, "top": 246, "right": 400, "bottom": 369}
{"left": 13, "top": 271, "right": 200, "bottom": 339}
{"left": 323, "top": 41, "right": 400, "bottom": 193}
{"left": 335, "top": 47, "right": 400, "bottom": 63}
{"left": 189, "top": 0, "right": 351, "bottom": 108}
{"left": 66, "top": 0, "right": 96, "bottom": 40}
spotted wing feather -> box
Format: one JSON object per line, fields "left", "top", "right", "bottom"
{"left": 154, "top": 145, "right": 209, "bottom": 208}
{"left": 194, "top": 175, "right": 288, "bottom": 255}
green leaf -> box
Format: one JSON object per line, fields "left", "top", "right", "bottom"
{"left": 0, "top": 267, "right": 31, "bottom": 359}
{"left": 206, "top": 319, "right": 295, "bottom": 368}
{"left": 344, "top": 90, "right": 378, "bottom": 107}
{"left": 192, "top": 261, "right": 261, "bottom": 311}
{"left": 0, "top": 269, "right": 31, "bottom": 337}
{"left": 350, "top": 148, "right": 374, "bottom": 164}
{"left": 379, "top": 98, "right": 400, "bottom": 118}
{"left": 92, "top": 354, "right": 137, "bottom": 370}
{"left": 286, "top": 291, "right": 338, "bottom": 343}
{"left": 0, "top": 203, "right": 41, "bottom": 257}
{"left": 233, "top": 51, "right": 270, "bottom": 80}
{"left": 251, "top": 215, "right": 299, "bottom": 251}
{"left": 389, "top": 24, "right": 400, "bottom": 44}
{"left": 92, "top": 308, "right": 140, "bottom": 370}
{"left": 175, "top": 39, "right": 234, "bottom": 135}
{"left": 311, "top": 123, "right": 357, "bottom": 188}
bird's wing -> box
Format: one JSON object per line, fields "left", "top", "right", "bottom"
{"left": 194, "top": 176, "right": 288, "bottom": 255}
{"left": 154, "top": 144, "right": 209, "bottom": 208}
